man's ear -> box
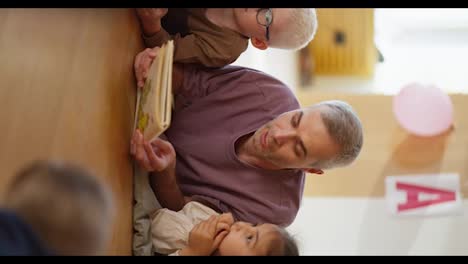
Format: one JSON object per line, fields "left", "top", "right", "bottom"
{"left": 250, "top": 37, "right": 268, "bottom": 50}
{"left": 303, "top": 168, "right": 324, "bottom": 175}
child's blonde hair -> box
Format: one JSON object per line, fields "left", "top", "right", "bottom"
{"left": 270, "top": 8, "right": 318, "bottom": 50}
{"left": 3, "top": 160, "right": 114, "bottom": 255}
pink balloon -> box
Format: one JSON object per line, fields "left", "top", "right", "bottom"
{"left": 393, "top": 83, "right": 453, "bottom": 137}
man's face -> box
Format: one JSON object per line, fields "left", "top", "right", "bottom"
{"left": 250, "top": 107, "right": 340, "bottom": 170}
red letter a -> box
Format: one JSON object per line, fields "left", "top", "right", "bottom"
{"left": 396, "top": 182, "right": 456, "bottom": 212}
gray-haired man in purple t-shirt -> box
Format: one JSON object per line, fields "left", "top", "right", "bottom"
{"left": 130, "top": 48, "right": 363, "bottom": 227}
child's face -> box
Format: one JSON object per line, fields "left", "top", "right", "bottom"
{"left": 216, "top": 221, "right": 283, "bottom": 256}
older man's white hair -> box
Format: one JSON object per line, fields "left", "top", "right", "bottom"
{"left": 270, "top": 8, "right": 318, "bottom": 50}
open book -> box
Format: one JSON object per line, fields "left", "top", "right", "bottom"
{"left": 134, "top": 40, "right": 174, "bottom": 142}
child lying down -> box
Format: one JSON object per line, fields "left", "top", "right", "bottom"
{"left": 151, "top": 201, "right": 298, "bottom": 256}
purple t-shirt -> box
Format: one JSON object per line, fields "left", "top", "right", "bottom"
{"left": 164, "top": 65, "right": 305, "bottom": 226}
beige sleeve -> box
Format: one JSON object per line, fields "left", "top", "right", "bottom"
{"left": 151, "top": 208, "right": 192, "bottom": 255}
{"left": 168, "top": 250, "right": 181, "bottom": 256}
{"left": 182, "top": 201, "right": 220, "bottom": 224}
{"left": 151, "top": 202, "right": 220, "bottom": 255}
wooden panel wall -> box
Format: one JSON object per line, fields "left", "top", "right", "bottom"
{"left": 296, "top": 91, "right": 468, "bottom": 198}
{"left": 308, "top": 8, "right": 376, "bottom": 76}
{"left": 0, "top": 9, "right": 144, "bottom": 255}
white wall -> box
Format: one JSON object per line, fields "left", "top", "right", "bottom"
{"left": 232, "top": 43, "right": 300, "bottom": 93}
{"left": 287, "top": 197, "right": 468, "bottom": 255}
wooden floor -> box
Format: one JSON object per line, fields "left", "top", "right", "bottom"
{"left": 0, "top": 9, "right": 144, "bottom": 255}
{"left": 296, "top": 91, "right": 468, "bottom": 198}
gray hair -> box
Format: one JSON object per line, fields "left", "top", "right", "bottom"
{"left": 270, "top": 8, "right": 318, "bottom": 50}
{"left": 310, "top": 100, "right": 363, "bottom": 169}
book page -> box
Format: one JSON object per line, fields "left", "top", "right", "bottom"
{"left": 134, "top": 40, "right": 174, "bottom": 142}
{"left": 161, "top": 41, "right": 174, "bottom": 128}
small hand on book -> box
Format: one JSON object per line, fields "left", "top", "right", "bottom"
{"left": 134, "top": 47, "right": 159, "bottom": 89}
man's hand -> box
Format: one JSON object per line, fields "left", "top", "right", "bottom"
{"left": 180, "top": 215, "right": 230, "bottom": 256}
{"left": 135, "top": 8, "right": 168, "bottom": 36}
{"left": 134, "top": 47, "right": 159, "bottom": 89}
{"left": 130, "top": 129, "right": 175, "bottom": 172}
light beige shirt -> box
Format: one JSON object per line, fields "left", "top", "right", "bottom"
{"left": 151, "top": 201, "right": 220, "bottom": 255}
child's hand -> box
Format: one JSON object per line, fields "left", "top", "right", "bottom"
{"left": 136, "top": 8, "right": 168, "bottom": 21}
{"left": 217, "top": 213, "right": 234, "bottom": 233}
{"left": 182, "top": 215, "right": 230, "bottom": 256}
{"left": 134, "top": 47, "right": 159, "bottom": 89}
{"left": 135, "top": 8, "right": 168, "bottom": 36}
{"left": 130, "top": 129, "right": 176, "bottom": 172}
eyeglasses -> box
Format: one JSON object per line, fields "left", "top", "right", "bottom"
{"left": 256, "top": 8, "right": 273, "bottom": 41}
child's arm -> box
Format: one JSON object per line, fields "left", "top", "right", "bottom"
{"left": 137, "top": 8, "right": 248, "bottom": 68}
{"left": 136, "top": 8, "right": 172, "bottom": 49}
{"left": 143, "top": 32, "right": 247, "bottom": 68}
{"left": 179, "top": 215, "right": 229, "bottom": 256}
{"left": 136, "top": 9, "right": 168, "bottom": 41}
{"left": 171, "top": 32, "right": 248, "bottom": 68}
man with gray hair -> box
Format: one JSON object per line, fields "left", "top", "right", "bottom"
{"left": 136, "top": 8, "right": 317, "bottom": 69}
{"left": 131, "top": 50, "right": 363, "bottom": 227}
